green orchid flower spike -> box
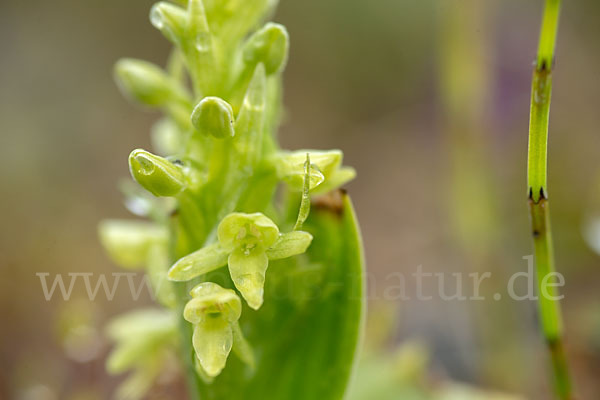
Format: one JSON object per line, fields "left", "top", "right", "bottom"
{"left": 101, "top": 0, "right": 365, "bottom": 398}
{"left": 169, "top": 212, "right": 313, "bottom": 310}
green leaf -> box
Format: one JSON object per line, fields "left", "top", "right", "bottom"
{"left": 197, "top": 192, "right": 365, "bottom": 400}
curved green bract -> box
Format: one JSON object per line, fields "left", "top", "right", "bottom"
{"left": 197, "top": 193, "right": 365, "bottom": 400}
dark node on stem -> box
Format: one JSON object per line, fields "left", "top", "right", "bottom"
{"left": 546, "top": 335, "right": 560, "bottom": 350}
{"left": 533, "top": 230, "right": 541, "bottom": 238}
{"left": 528, "top": 187, "right": 548, "bottom": 203}
{"left": 536, "top": 57, "right": 555, "bottom": 74}
{"left": 312, "top": 189, "right": 346, "bottom": 216}
{"left": 172, "top": 159, "right": 184, "bottom": 166}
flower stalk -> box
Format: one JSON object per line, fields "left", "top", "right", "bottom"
{"left": 526, "top": 1, "right": 573, "bottom": 398}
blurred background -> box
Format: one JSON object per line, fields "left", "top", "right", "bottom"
{"left": 1, "top": 0, "right": 600, "bottom": 399}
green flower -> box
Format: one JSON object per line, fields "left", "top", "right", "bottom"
{"left": 98, "top": 220, "right": 167, "bottom": 269}
{"left": 273, "top": 149, "right": 356, "bottom": 193}
{"left": 99, "top": 220, "right": 175, "bottom": 307}
{"left": 183, "top": 282, "right": 252, "bottom": 377}
{"left": 168, "top": 212, "right": 313, "bottom": 309}
{"left": 105, "top": 309, "right": 177, "bottom": 400}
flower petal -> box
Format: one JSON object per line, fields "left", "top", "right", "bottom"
{"left": 266, "top": 231, "right": 313, "bottom": 260}
{"left": 313, "top": 166, "right": 356, "bottom": 194}
{"left": 228, "top": 248, "right": 269, "bottom": 310}
{"left": 167, "top": 243, "right": 229, "bottom": 282}
{"left": 193, "top": 319, "right": 233, "bottom": 377}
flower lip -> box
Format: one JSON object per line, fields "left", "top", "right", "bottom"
{"left": 184, "top": 283, "right": 242, "bottom": 324}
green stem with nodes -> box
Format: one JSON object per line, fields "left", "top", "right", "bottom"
{"left": 526, "top": 1, "right": 573, "bottom": 398}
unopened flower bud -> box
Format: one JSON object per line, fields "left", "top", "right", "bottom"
{"left": 191, "top": 97, "right": 235, "bottom": 138}
{"left": 115, "top": 58, "right": 186, "bottom": 107}
{"left": 150, "top": 2, "right": 187, "bottom": 44}
{"left": 243, "top": 23, "right": 289, "bottom": 75}
{"left": 129, "top": 149, "right": 186, "bottom": 197}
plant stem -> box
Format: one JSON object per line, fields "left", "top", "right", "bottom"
{"left": 526, "top": 1, "right": 573, "bottom": 398}
{"left": 529, "top": 198, "right": 571, "bottom": 399}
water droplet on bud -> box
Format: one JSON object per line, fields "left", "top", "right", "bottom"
{"left": 136, "top": 155, "right": 156, "bottom": 175}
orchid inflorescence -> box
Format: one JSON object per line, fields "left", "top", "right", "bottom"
{"left": 99, "top": 0, "right": 356, "bottom": 397}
